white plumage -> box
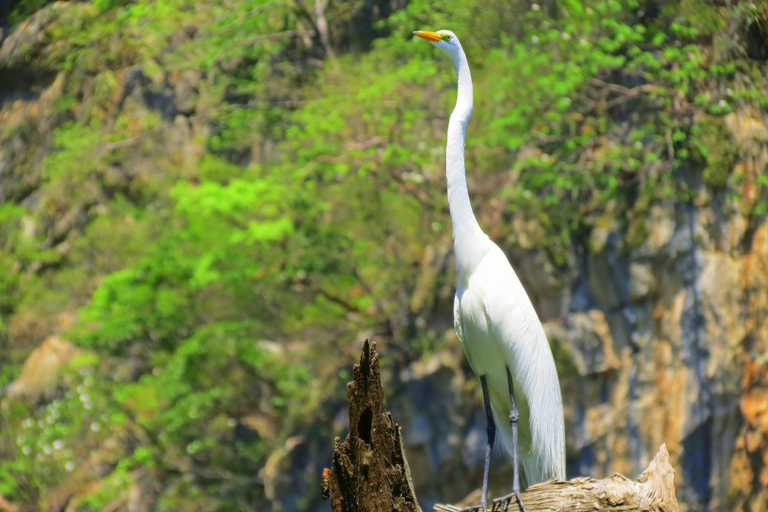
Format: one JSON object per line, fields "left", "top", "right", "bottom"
{"left": 455, "top": 244, "right": 565, "bottom": 484}
{"left": 415, "top": 28, "right": 565, "bottom": 505}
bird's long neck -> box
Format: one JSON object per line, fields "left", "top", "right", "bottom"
{"left": 447, "top": 48, "right": 486, "bottom": 276}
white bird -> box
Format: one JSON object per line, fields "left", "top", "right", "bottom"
{"left": 414, "top": 29, "right": 565, "bottom": 511}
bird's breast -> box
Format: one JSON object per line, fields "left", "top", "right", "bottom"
{"left": 455, "top": 285, "right": 506, "bottom": 378}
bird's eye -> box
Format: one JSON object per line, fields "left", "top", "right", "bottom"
{"left": 440, "top": 34, "right": 452, "bottom": 42}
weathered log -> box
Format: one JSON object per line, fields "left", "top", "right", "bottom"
{"left": 435, "top": 444, "right": 678, "bottom": 512}
{"left": 323, "top": 340, "right": 679, "bottom": 512}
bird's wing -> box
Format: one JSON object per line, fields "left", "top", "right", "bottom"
{"left": 454, "top": 284, "right": 480, "bottom": 373}
{"left": 474, "top": 245, "right": 565, "bottom": 482}
{"left": 453, "top": 292, "right": 465, "bottom": 343}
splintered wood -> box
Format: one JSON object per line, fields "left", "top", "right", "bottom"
{"left": 435, "top": 444, "right": 678, "bottom": 512}
{"left": 321, "top": 339, "right": 422, "bottom": 512}
{"left": 323, "top": 340, "right": 679, "bottom": 512}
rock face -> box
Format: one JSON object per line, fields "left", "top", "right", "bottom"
{"left": 0, "top": 3, "right": 66, "bottom": 204}
{"left": 5, "top": 335, "right": 79, "bottom": 403}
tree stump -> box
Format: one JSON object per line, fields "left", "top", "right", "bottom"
{"left": 323, "top": 340, "right": 680, "bottom": 512}
{"left": 321, "top": 340, "right": 421, "bottom": 512}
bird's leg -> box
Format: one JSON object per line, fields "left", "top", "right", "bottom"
{"left": 505, "top": 367, "right": 526, "bottom": 512}
{"left": 480, "top": 375, "right": 495, "bottom": 512}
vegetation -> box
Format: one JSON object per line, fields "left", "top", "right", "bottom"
{"left": 0, "top": 0, "right": 767, "bottom": 510}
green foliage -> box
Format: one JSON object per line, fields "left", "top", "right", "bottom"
{"left": 75, "top": 243, "right": 195, "bottom": 356}
{"left": 0, "top": 205, "right": 24, "bottom": 314}
{"left": 695, "top": 117, "right": 740, "bottom": 190}
{"left": 0, "top": 354, "right": 111, "bottom": 505}
{"left": 462, "top": 0, "right": 722, "bottom": 252}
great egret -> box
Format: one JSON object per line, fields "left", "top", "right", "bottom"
{"left": 414, "top": 29, "right": 565, "bottom": 511}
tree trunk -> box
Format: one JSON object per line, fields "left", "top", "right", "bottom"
{"left": 323, "top": 340, "right": 680, "bottom": 512}
{"left": 321, "top": 339, "right": 421, "bottom": 512}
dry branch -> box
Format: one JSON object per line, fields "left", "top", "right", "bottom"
{"left": 323, "top": 340, "right": 679, "bottom": 512}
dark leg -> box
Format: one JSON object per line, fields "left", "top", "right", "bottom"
{"left": 480, "top": 375, "right": 494, "bottom": 512}
{"left": 505, "top": 367, "right": 526, "bottom": 512}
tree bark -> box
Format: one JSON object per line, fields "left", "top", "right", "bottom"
{"left": 323, "top": 340, "right": 680, "bottom": 512}
{"left": 321, "top": 339, "right": 422, "bottom": 512}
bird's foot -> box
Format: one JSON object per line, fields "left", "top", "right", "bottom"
{"left": 456, "top": 500, "right": 491, "bottom": 512}
{"left": 458, "top": 490, "right": 489, "bottom": 512}
{"left": 480, "top": 492, "right": 489, "bottom": 512}
{"left": 456, "top": 492, "right": 523, "bottom": 512}
{"left": 498, "top": 489, "right": 526, "bottom": 512}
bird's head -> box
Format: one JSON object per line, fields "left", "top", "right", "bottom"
{"left": 413, "top": 30, "right": 462, "bottom": 62}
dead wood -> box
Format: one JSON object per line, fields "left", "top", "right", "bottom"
{"left": 321, "top": 339, "right": 421, "bottom": 512}
{"left": 435, "top": 444, "right": 678, "bottom": 512}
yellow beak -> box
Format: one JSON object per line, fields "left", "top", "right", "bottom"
{"left": 413, "top": 30, "right": 441, "bottom": 42}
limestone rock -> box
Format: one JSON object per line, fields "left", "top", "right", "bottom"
{"left": 629, "top": 262, "right": 655, "bottom": 301}
{"left": 5, "top": 335, "right": 79, "bottom": 403}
